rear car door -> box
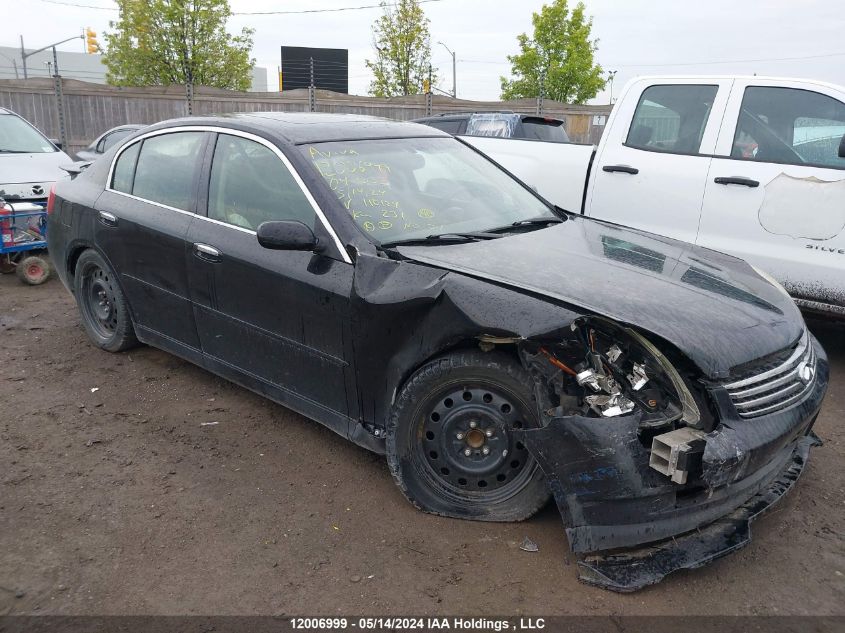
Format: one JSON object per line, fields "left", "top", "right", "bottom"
{"left": 585, "top": 79, "right": 732, "bottom": 243}
{"left": 185, "top": 131, "right": 356, "bottom": 427}
{"left": 698, "top": 80, "right": 845, "bottom": 312}
{"left": 97, "top": 129, "right": 209, "bottom": 350}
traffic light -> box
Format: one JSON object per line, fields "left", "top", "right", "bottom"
{"left": 423, "top": 78, "right": 430, "bottom": 94}
{"left": 85, "top": 28, "right": 99, "bottom": 54}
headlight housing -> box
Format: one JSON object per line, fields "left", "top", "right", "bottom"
{"left": 529, "top": 317, "right": 702, "bottom": 430}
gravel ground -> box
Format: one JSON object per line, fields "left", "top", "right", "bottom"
{"left": 1, "top": 273, "right": 843, "bottom": 616}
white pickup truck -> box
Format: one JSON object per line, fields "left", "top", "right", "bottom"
{"left": 465, "top": 76, "right": 845, "bottom": 317}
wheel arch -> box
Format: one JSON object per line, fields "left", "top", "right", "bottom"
{"left": 67, "top": 244, "right": 139, "bottom": 329}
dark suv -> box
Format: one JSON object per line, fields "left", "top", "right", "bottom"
{"left": 412, "top": 111, "right": 570, "bottom": 142}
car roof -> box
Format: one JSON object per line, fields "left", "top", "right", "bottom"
{"left": 147, "top": 112, "right": 449, "bottom": 145}
{"left": 412, "top": 111, "right": 564, "bottom": 123}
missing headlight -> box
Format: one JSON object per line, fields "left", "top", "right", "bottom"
{"left": 530, "top": 318, "right": 702, "bottom": 431}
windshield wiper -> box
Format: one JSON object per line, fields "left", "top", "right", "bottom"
{"left": 485, "top": 215, "right": 564, "bottom": 234}
{"left": 0, "top": 149, "right": 30, "bottom": 154}
{"left": 381, "top": 232, "right": 502, "bottom": 248}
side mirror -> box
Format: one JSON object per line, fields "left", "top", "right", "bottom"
{"left": 257, "top": 220, "right": 319, "bottom": 252}
{"left": 839, "top": 134, "right": 845, "bottom": 158}
{"left": 49, "top": 138, "right": 63, "bottom": 150}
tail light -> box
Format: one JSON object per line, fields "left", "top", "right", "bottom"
{"left": 47, "top": 183, "right": 56, "bottom": 214}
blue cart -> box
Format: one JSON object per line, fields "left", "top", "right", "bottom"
{"left": 0, "top": 199, "right": 53, "bottom": 285}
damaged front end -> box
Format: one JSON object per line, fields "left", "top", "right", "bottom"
{"left": 513, "top": 318, "right": 828, "bottom": 591}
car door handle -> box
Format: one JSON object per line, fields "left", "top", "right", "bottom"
{"left": 602, "top": 164, "right": 639, "bottom": 175}
{"left": 194, "top": 243, "right": 221, "bottom": 262}
{"left": 98, "top": 211, "right": 118, "bottom": 226}
{"left": 714, "top": 176, "right": 760, "bottom": 188}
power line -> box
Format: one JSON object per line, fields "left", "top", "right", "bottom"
{"left": 37, "top": 0, "right": 114, "bottom": 9}
{"left": 612, "top": 51, "right": 845, "bottom": 68}
{"left": 233, "top": 0, "right": 444, "bottom": 15}
{"left": 33, "top": 0, "right": 447, "bottom": 15}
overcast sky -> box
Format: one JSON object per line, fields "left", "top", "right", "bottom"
{"left": 2, "top": 0, "right": 844, "bottom": 103}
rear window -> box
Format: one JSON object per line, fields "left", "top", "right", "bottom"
{"left": 519, "top": 117, "right": 569, "bottom": 142}
{"left": 422, "top": 119, "right": 465, "bottom": 135}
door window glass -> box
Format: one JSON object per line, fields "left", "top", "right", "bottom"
{"left": 626, "top": 84, "right": 718, "bottom": 154}
{"left": 732, "top": 86, "right": 845, "bottom": 169}
{"left": 111, "top": 141, "right": 141, "bottom": 194}
{"left": 208, "top": 134, "right": 316, "bottom": 231}
{"left": 132, "top": 132, "right": 205, "bottom": 211}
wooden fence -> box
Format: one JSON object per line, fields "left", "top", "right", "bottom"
{"left": 0, "top": 78, "right": 612, "bottom": 156}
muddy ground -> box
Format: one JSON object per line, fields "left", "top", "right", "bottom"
{"left": 1, "top": 273, "right": 844, "bottom": 616}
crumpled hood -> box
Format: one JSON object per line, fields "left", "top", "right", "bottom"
{"left": 398, "top": 216, "right": 804, "bottom": 379}
{"left": 0, "top": 150, "right": 72, "bottom": 198}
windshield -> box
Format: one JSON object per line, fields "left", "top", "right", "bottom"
{"left": 0, "top": 114, "right": 57, "bottom": 153}
{"left": 302, "top": 137, "right": 556, "bottom": 244}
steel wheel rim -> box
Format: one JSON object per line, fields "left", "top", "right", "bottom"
{"left": 26, "top": 263, "right": 44, "bottom": 279}
{"left": 81, "top": 264, "right": 118, "bottom": 338}
{"left": 414, "top": 381, "right": 537, "bottom": 503}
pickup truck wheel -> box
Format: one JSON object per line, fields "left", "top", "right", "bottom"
{"left": 387, "top": 350, "right": 550, "bottom": 522}
{"left": 74, "top": 249, "right": 138, "bottom": 352}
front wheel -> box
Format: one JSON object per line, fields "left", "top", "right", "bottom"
{"left": 386, "top": 350, "right": 550, "bottom": 522}
{"left": 73, "top": 249, "right": 138, "bottom": 352}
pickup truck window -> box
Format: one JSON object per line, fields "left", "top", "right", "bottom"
{"left": 732, "top": 86, "right": 845, "bottom": 170}
{"left": 626, "top": 84, "right": 717, "bottom": 155}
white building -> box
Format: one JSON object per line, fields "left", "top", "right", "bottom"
{"left": 0, "top": 45, "right": 268, "bottom": 92}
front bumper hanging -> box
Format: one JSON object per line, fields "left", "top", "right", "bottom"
{"left": 577, "top": 432, "right": 820, "bottom": 591}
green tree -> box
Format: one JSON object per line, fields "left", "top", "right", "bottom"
{"left": 500, "top": 0, "right": 605, "bottom": 104}
{"left": 365, "top": 0, "right": 437, "bottom": 97}
{"left": 103, "top": 0, "right": 255, "bottom": 91}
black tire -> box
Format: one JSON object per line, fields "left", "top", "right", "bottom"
{"left": 73, "top": 249, "right": 138, "bottom": 352}
{"left": 16, "top": 254, "right": 52, "bottom": 285}
{"left": 387, "top": 350, "right": 550, "bottom": 522}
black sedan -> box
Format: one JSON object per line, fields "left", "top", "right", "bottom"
{"left": 47, "top": 113, "right": 828, "bottom": 591}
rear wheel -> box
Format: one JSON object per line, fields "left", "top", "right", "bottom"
{"left": 16, "top": 254, "right": 52, "bottom": 285}
{"left": 74, "top": 249, "right": 138, "bottom": 352}
{"left": 386, "top": 350, "right": 550, "bottom": 522}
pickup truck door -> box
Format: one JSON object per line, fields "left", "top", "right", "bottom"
{"left": 697, "top": 79, "right": 845, "bottom": 313}
{"left": 585, "top": 78, "right": 733, "bottom": 243}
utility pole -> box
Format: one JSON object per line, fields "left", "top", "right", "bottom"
{"left": 51, "top": 46, "right": 68, "bottom": 150}
{"left": 438, "top": 41, "right": 456, "bottom": 98}
{"left": 536, "top": 69, "right": 546, "bottom": 115}
{"left": 0, "top": 51, "right": 19, "bottom": 78}
{"left": 425, "top": 64, "right": 433, "bottom": 116}
{"left": 309, "top": 56, "right": 316, "bottom": 112}
{"left": 607, "top": 70, "right": 617, "bottom": 105}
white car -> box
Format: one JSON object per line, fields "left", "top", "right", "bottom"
{"left": 466, "top": 75, "right": 845, "bottom": 317}
{"left": 0, "top": 107, "right": 72, "bottom": 205}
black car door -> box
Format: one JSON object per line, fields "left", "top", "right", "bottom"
{"left": 185, "top": 131, "right": 356, "bottom": 431}
{"left": 95, "top": 130, "right": 209, "bottom": 351}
